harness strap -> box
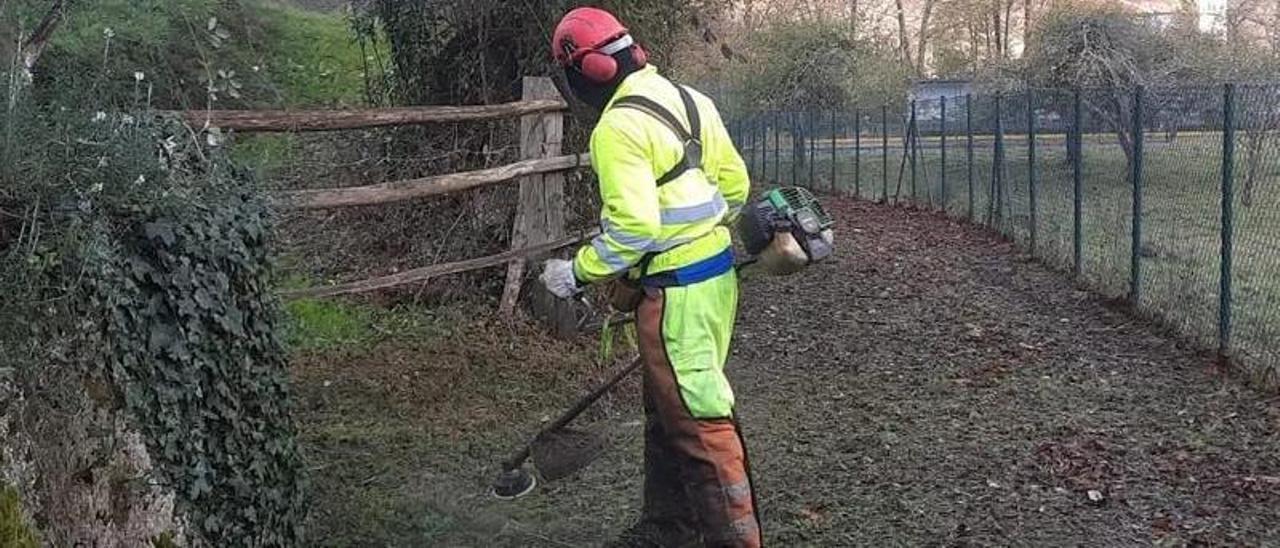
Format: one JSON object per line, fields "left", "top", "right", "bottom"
{"left": 612, "top": 84, "right": 703, "bottom": 187}
{"left": 610, "top": 83, "right": 712, "bottom": 284}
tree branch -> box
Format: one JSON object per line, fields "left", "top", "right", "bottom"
{"left": 21, "top": 0, "right": 66, "bottom": 77}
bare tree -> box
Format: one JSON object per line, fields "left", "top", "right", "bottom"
{"left": 1023, "top": 0, "right": 1033, "bottom": 46}
{"left": 849, "top": 0, "right": 859, "bottom": 36}
{"left": 1273, "top": 0, "right": 1280, "bottom": 52}
{"left": 1002, "top": 0, "right": 1014, "bottom": 57}
{"left": 915, "top": 0, "right": 937, "bottom": 75}
{"left": 896, "top": 0, "right": 913, "bottom": 67}
{"left": 988, "top": 0, "right": 998, "bottom": 56}
{"left": 6, "top": 0, "right": 67, "bottom": 107}
{"left": 1025, "top": 3, "right": 1186, "bottom": 178}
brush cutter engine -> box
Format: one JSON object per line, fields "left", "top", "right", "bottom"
{"left": 736, "top": 187, "right": 835, "bottom": 275}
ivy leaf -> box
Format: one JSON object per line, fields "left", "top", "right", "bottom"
{"left": 191, "top": 475, "right": 212, "bottom": 499}
{"left": 144, "top": 221, "right": 177, "bottom": 246}
{"left": 148, "top": 323, "right": 176, "bottom": 354}
{"left": 194, "top": 287, "right": 213, "bottom": 310}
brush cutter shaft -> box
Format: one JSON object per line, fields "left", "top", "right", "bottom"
{"left": 501, "top": 356, "right": 644, "bottom": 471}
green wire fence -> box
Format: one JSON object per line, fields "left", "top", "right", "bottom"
{"left": 730, "top": 84, "right": 1280, "bottom": 388}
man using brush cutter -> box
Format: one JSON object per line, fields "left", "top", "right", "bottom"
{"left": 539, "top": 6, "right": 760, "bottom": 548}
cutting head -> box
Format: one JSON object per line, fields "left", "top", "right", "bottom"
{"left": 491, "top": 468, "right": 537, "bottom": 500}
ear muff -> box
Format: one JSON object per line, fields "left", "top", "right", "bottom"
{"left": 573, "top": 33, "right": 644, "bottom": 85}
{"left": 631, "top": 45, "right": 649, "bottom": 67}
{"left": 577, "top": 51, "right": 619, "bottom": 84}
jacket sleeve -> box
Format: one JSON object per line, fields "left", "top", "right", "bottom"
{"left": 703, "top": 101, "right": 751, "bottom": 224}
{"left": 573, "top": 114, "right": 662, "bottom": 284}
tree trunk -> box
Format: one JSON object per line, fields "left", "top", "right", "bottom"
{"left": 915, "top": 0, "right": 937, "bottom": 76}
{"left": 895, "top": 0, "right": 913, "bottom": 67}
{"left": 992, "top": 0, "right": 1003, "bottom": 57}
{"left": 1272, "top": 0, "right": 1280, "bottom": 51}
{"left": 1002, "top": 0, "right": 1014, "bottom": 58}
{"left": 1023, "top": 0, "right": 1033, "bottom": 47}
{"left": 10, "top": 0, "right": 65, "bottom": 95}
{"left": 849, "top": 0, "right": 859, "bottom": 37}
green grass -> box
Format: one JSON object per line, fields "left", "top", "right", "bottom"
{"left": 281, "top": 288, "right": 466, "bottom": 353}
{"left": 284, "top": 298, "right": 379, "bottom": 351}
{"left": 42, "top": 0, "right": 366, "bottom": 109}
{"left": 750, "top": 131, "right": 1280, "bottom": 386}
{"left": 0, "top": 486, "right": 39, "bottom": 548}
{"left": 255, "top": 1, "right": 367, "bottom": 107}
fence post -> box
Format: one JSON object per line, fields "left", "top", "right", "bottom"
{"left": 1028, "top": 89, "right": 1038, "bottom": 255}
{"left": 754, "top": 116, "right": 762, "bottom": 177}
{"left": 831, "top": 110, "right": 838, "bottom": 193}
{"left": 773, "top": 111, "right": 781, "bottom": 183}
{"left": 791, "top": 111, "right": 799, "bottom": 185}
{"left": 941, "top": 96, "right": 948, "bottom": 213}
{"left": 502, "top": 77, "right": 574, "bottom": 335}
{"left": 747, "top": 117, "right": 757, "bottom": 177}
{"left": 1130, "top": 86, "right": 1145, "bottom": 304}
{"left": 910, "top": 100, "right": 918, "bottom": 203}
{"left": 967, "top": 94, "right": 974, "bottom": 221}
{"left": 882, "top": 104, "right": 889, "bottom": 203}
{"left": 854, "top": 108, "right": 861, "bottom": 198}
{"left": 752, "top": 116, "right": 762, "bottom": 179}
{"left": 992, "top": 94, "right": 1005, "bottom": 227}
{"left": 1220, "top": 83, "right": 1236, "bottom": 357}
{"left": 1073, "top": 90, "right": 1084, "bottom": 277}
{"left": 809, "top": 110, "right": 817, "bottom": 188}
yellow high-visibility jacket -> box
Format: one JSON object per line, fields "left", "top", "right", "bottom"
{"left": 573, "top": 65, "right": 750, "bottom": 283}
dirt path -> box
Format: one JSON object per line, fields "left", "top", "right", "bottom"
{"left": 296, "top": 198, "right": 1279, "bottom": 546}
{"left": 730, "top": 199, "right": 1279, "bottom": 545}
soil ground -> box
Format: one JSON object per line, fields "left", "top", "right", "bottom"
{"left": 293, "top": 198, "right": 1280, "bottom": 546}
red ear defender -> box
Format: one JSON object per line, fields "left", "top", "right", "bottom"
{"left": 575, "top": 33, "right": 639, "bottom": 84}
{"left": 578, "top": 51, "right": 619, "bottom": 84}
{"left": 631, "top": 44, "right": 649, "bottom": 67}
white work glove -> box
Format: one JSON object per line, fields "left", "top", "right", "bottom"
{"left": 540, "top": 259, "right": 582, "bottom": 299}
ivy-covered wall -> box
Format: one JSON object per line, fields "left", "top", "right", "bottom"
{"left": 1, "top": 99, "right": 304, "bottom": 544}
{"left": 94, "top": 192, "right": 305, "bottom": 545}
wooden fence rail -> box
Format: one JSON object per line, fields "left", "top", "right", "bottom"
{"left": 217, "top": 77, "right": 584, "bottom": 333}
{"left": 283, "top": 231, "right": 597, "bottom": 300}
{"left": 275, "top": 153, "right": 589, "bottom": 210}
{"left": 172, "top": 99, "right": 567, "bottom": 132}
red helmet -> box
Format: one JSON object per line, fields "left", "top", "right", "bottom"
{"left": 552, "top": 7, "right": 646, "bottom": 84}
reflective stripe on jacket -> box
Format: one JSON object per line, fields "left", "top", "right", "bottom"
{"left": 573, "top": 65, "right": 751, "bottom": 283}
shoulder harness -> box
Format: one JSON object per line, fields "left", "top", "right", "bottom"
{"left": 610, "top": 84, "right": 703, "bottom": 186}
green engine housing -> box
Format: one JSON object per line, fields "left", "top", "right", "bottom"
{"left": 737, "top": 187, "right": 835, "bottom": 263}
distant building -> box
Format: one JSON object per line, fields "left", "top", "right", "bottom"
{"left": 1198, "top": 0, "right": 1228, "bottom": 34}
{"left": 909, "top": 79, "right": 972, "bottom": 121}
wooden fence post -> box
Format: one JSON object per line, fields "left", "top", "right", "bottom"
{"left": 500, "top": 77, "right": 575, "bottom": 336}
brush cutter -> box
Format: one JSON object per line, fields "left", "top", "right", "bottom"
{"left": 491, "top": 355, "right": 643, "bottom": 500}
{"left": 491, "top": 186, "right": 835, "bottom": 500}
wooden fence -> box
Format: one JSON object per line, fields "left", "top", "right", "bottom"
{"left": 182, "top": 77, "right": 588, "bottom": 333}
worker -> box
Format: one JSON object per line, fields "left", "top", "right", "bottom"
{"left": 539, "top": 7, "right": 761, "bottom": 548}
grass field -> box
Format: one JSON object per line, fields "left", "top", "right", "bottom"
{"left": 744, "top": 129, "right": 1280, "bottom": 387}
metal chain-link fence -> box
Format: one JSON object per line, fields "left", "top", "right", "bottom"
{"left": 731, "top": 83, "right": 1280, "bottom": 388}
